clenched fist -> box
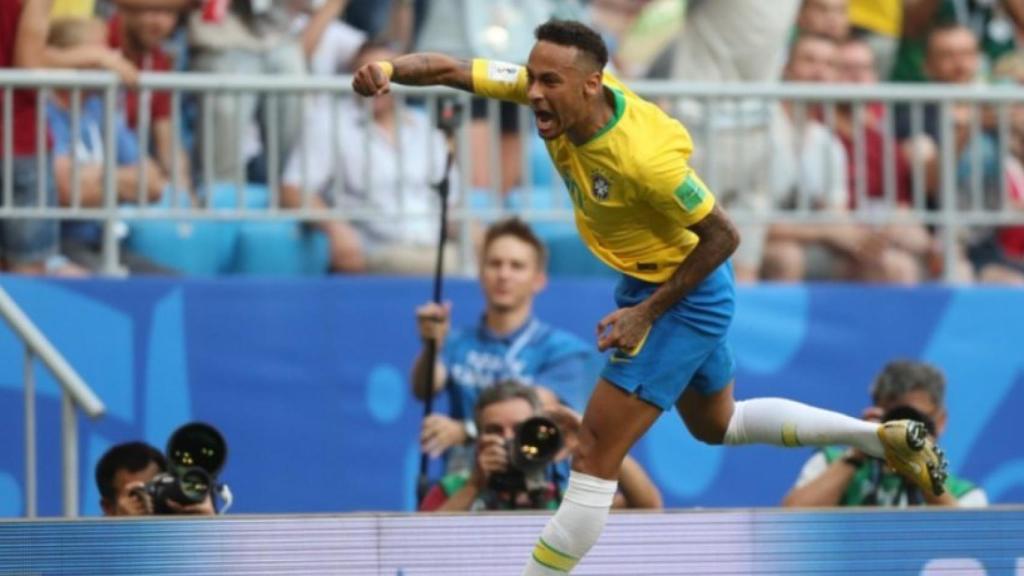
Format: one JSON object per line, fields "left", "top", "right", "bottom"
{"left": 352, "top": 62, "right": 392, "bottom": 97}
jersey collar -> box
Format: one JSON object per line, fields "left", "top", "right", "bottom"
{"left": 580, "top": 86, "right": 626, "bottom": 147}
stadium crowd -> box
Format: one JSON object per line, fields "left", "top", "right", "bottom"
{"left": 1, "top": 0, "right": 1023, "bottom": 283}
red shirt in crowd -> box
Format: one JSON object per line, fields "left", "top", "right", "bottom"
{"left": 838, "top": 123, "right": 912, "bottom": 209}
{"left": 107, "top": 12, "right": 173, "bottom": 130}
{"left": 999, "top": 161, "right": 1024, "bottom": 260}
{"left": 0, "top": 0, "right": 42, "bottom": 156}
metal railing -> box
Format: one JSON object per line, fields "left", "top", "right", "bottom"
{"left": 0, "top": 286, "right": 104, "bottom": 518}
{"left": 2, "top": 70, "right": 1024, "bottom": 280}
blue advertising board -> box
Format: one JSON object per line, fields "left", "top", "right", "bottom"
{"left": 0, "top": 277, "right": 1021, "bottom": 516}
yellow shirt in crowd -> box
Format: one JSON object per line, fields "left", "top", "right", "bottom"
{"left": 849, "top": 0, "right": 902, "bottom": 38}
{"left": 50, "top": 0, "right": 95, "bottom": 18}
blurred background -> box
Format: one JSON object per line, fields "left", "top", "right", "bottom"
{"left": 1, "top": 0, "right": 1023, "bottom": 529}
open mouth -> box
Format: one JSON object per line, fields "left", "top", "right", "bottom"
{"left": 534, "top": 110, "right": 556, "bottom": 133}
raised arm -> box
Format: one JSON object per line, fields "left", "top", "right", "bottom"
{"left": 352, "top": 53, "right": 472, "bottom": 96}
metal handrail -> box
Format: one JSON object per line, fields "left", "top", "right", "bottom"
{"left": 0, "top": 285, "right": 104, "bottom": 518}
{"left": 3, "top": 69, "right": 1021, "bottom": 281}
{"left": 1, "top": 69, "right": 1021, "bottom": 102}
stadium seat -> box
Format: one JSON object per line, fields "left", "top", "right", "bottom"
{"left": 124, "top": 187, "right": 237, "bottom": 276}
{"left": 207, "top": 181, "right": 329, "bottom": 276}
{"left": 126, "top": 183, "right": 330, "bottom": 276}
{"left": 229, "top": 221, "right": 329, "bottom": 276}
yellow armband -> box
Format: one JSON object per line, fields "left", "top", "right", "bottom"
{"left": 376, "top": 61, "right": 394, "bottom": 80}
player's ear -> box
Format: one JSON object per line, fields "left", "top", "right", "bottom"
{"left": 585, "top": 69, "right": 603, "bottom": 96}
{"left": 532, "top": 269, "right": 548, "bottom": 294}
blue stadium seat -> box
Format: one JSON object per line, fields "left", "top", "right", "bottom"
{"left": 206, "top": 182, "right": 271, "bottom": 210}
{"left": 126, "top": 183, "right": 330, "bottom": 276}
{"left": 207, "top": 182, "right": 329, "bottom": 276}
{"left": 229, "top": 221, "right": 329, "bottom": 276}
{"left": 124, "top": 187, "right": 238, "bottom": 275}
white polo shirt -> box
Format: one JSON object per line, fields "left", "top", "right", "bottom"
{"left": 283, "top": 98, "right": 457, "bottom": 248}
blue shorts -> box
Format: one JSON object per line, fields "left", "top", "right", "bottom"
{"left": 600, "top": 261, "right": 736, "bottom": 410}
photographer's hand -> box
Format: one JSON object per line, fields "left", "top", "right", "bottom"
{"left": 434, "top": 434, "right": 505, "bottom": 512}
{"left": 420, "top": 414, "right": 467, "bottom": 458}
{"left": 120, "top": 482, "right": 154, "bottom": 516}
{"left": 164, "top": 495, "right": 216, "bottom": 516}
{"left": 472, "top": 433, "right": 509, "bottom": 489}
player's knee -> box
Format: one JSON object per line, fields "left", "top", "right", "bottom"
{"left": 682, "top": 410, "right": 730, "bottom": 445}
{"left": 691, "top": 420, "right": 728, "bottom": 445}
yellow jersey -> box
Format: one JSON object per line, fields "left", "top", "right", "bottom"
{"left": 471, "top": 59, "right": 715, "bottom": 283}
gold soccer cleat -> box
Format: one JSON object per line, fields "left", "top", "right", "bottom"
{"left": 877, "top": 420, "right": 949, "bottom": 496}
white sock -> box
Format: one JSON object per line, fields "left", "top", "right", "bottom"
{"left": 522, "top": 471, "right": 618, "bottom": 575}
{"left": 723, "top": 398, "right": 884, "bottom": 458}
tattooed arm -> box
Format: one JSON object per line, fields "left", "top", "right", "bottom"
{"left": 352, "top": 53, "right": 473, "bottom": 96}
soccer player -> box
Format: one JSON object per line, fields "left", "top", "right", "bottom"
{"left": 353, "top": 20, "right": 949, "bottom": 575}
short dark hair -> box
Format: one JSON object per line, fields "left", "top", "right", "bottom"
{"left": 95, "top": 442, "right": 167, "bottom": 501}
{"left": 534, "top": 19, "right": 609, "bottom": 71}
{"left": 482, "top": 217, "right": 548, "bottom": 269}
{"left": 870, "top": 361, "right": 946, "bottom": 408}
{"left": 474, "top": 381, "right": 542, "bottom": 425}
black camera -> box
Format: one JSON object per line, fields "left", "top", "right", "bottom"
{"left": 881, "top": 405, "right": 936, "bottom": 436}
{"left": 488, "top": 416, "right": 564, "bottom": 500}
{"left": 140, "top": 422, "right": 228, "bottom": 515}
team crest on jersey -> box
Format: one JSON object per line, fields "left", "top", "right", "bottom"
{"left": 591, "top": 171, "right": 611, "bottom": 201}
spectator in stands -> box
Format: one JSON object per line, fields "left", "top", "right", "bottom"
{"left": 783, "top": 360, "right": 987, "bottom": 507}
{"left": 651, "top": 0, "right": 803, "bottom": 283}
{"left": 282, "top": 41, "right": 459, "bottom": 275}
{"left": 833, "top": 38, "right": 931, "bottom": 281}
{"left": 846, "top": 0, "right": 904, "bottom": 79}
{"left": 96, "top": 441, "right": 214, "bottom": 515}
{"left": 984, "top": 52, "right": 1024, "bottom": 284}
{"left": 419, "top": 381, "right": 662, "bottom": 512}
{"left": 896, "top": 23, "right": 1000, "bottom": 282}
{"left": 108, "top": 4, "right": 192, "bottom": 191}
{"left": 287, "top": 0, "right": 364, "bottom": 77}
{"left": 0, "top": 0, "right": 64, "bottom": 275}
{"left": 891, "top": 0, "right": 1024, "bottom": 83}
{"left": 0, "top": 0, "right": 140, "bottom": 275}
{"left": 188, "top": 0, "right": 312, "bottom": 183}
{"left": 763, "top": 34, "right": 910, "bottom": 283}
{"left": 415, "top": 0, "right": 586, "bottom": 194}
{"left": 411, "top": 218, "right": 592, "bottom": 474}
{"left": 796, "top": 0, "right": 851, "bottom": 41}
{"left": 47, "top": 17, "right": 175, "bottom": 273}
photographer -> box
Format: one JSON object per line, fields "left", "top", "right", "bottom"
{"left": 782, "top": 361, "right": 987, "bottom": 508}
{"left": 420, "top": 381, "right": 662, "bottom": 512}
{"left": 96, "top": 442, "right": 215, "bottom": 516}
{"left": 412, "top": 219, "right": 592, "bottom": 474}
